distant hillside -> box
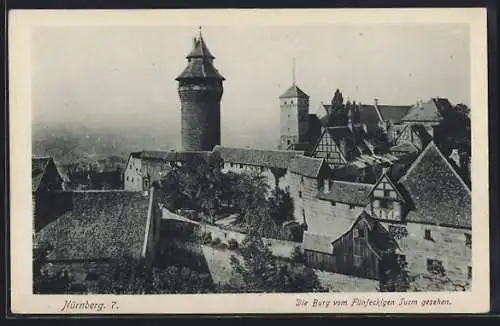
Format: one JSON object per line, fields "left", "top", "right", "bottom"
{"left": 32, "top": 122, "right": 178, "bottom": 165}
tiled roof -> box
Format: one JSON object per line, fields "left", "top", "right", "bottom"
{"left": 288, "top": 155, "right": 328, "bottom": 178}
{"left": 323, "top": 126, "right": 374, "bottom": 158}
{"left": 302, "top": 231, "right": 335, "bottom": 253}
{"left": 279, "top": 84, "right": 309, "bottom": 99}
{"left": 399, "top": 142, "right": 471, "bottom": 228}
{"left": 213, "top": 146, "right": 302, "bottom": 169}
{"left": 401, "top": 99, "right": 445, "bottom": 122}
{"left": 176, "top": 33, "right": 224, "bottom": 80}
{"left": 377, "top": 105, "right": 413, "bottom": 123}
{"left": 176, "top": 60, "right": 225, "bottom": 80}
{"left": 318, "top": 181, "right": 373, "bottom": 206}
{"left": 32, "top": 157, "right": 51, "bottom": 192}
{"left": 330, "top": 153, "right": 418, "bottom": 185}
{"left": 34, "top": 191, "right": 152, "bottom": 260}
{"left": 390, "top": 143, "right": 419, "bottom": 155}
{"left": 187, "top": 34, "right": 215, "bottom": 59}
{"left": 358, "top": 105, "right": 383, "bottom": 133}
{"left": 139, "top": 150, "right": 213, "bottom": 162}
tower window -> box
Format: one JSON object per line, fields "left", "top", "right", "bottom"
{"left": 424, "top": 229, "right": 432, "bottom": 240}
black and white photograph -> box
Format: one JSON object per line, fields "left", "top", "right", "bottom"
{"left": 9, "top": 9, "right": 489, "bottom": 314}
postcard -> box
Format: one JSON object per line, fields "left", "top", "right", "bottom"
{"left": 9, "top": 8, "right": 490, "bottom": 314}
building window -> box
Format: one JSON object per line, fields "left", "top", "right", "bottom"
{"left": 298, "top": 191, "right": 302, "bottom": 198}
{"left": 465, "top": 233, "right": 471, "bottom": 248}
{"left": 467, "top": 266, "right": 472, "bottom": 279}
{"left": 131, "top": 177, "right": 134, "bottom": 182}
{"left": 349, "top": 204, "right": 355, "bottom": 209}
{"left": 126, "top": 176, "right": 129, "bottom": 181}
{"left": 284, "top": 101, "right": 287, "bottom": 104}
{"left": 383, "top": 189, "right": 391, "bottom": 197}
{"left": 427, "top": 258, "right": 445, "bottom": 275}
{"left": 330, "top": 201, "right": 336, "bottom": 206}
{"left": 389, "top": 225, "right": 408, "bottom": 240}
{"left": 301, "top": 176, "right": 304, "bottom": 184}
{"left": 239, "top": 164, "right": 244, "bottom": 169}
{"left": 291, "top": 100, "right": 294, "bottom": 104}
{"left": 424, "top": 229, "right": 432, "bottom": 240}
{"left": 379, "top": 199, "right": 389, "bottom": 209}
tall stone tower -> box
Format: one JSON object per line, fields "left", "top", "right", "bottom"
{"left": 176, "top": 28, "right": 225, "bottom": 151}
{"left": 279, "top": 62, "right": 309, "bottom": 150}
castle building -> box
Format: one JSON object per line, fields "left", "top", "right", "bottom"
{"left": 297, "top": 141, "right": 471, "bottom": 284}
{"left": 176, "top": 28, "right": 225, "bottom": 151}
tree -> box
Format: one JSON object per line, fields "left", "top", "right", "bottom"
{"left": 159, "top": 153, "right": 225, "bottom": 223}
{"left": 328, "top": 89, "right": 348, "bottom": 126}
{"left": 268, "top": 188, "right": 295, "bottom": 225}
{"left": 228, "top": 230, "right": 324, "bottom": 293}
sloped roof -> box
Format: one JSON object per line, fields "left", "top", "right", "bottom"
{"left": 187, "top": 34, "right": 215, "bottom": 59}
{"left": 176, "top": 59, "right": 225, "bottom": 80}
{"left": 288, "top": 155, "right": 328, "bottom": 178}
{"left": 358, "top": 105, "right": 383, "bottom": 133}
{"left": 303, "top": 231, "right": 335, "bottom": 253}
{"left": 32, "top": 157, "right": 51, "bottom": 192}
{"left": 279, "top": 84, "right": 309, "bottom": 99}
{"left": 34, "top": 191, "right": 151, "bottom": 260}
{"left": 343, "top": 153, "right": 417, "bottom": 184}
{"left": 323, "top": 126, "right": 374, "bottom": 157}
{"left": 399, "top": 142, "right": 471, "bottom": 228}
{"left": 377, "top": 105, "right": 413, "bottom": 123}
{"left": 176, "top": 33, "right": 225, "bottom": 80}
{"left": 318, "top": 181, "right": 373, "bottom": 206}
{"left": 139, "top": 150, "right": 213, "bottom": 162}
{"left": 390, "top": 143, "right": 419, "bottom": 156}
{"left": 401, "top": 99, "right": 444, "bottom": 122}
{"left": 213, "top": 146, "right": 302, "bottom": 169}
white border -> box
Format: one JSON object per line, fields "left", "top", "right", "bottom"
{"left": 9, "top": 8, "right": 489, "bottom": 314}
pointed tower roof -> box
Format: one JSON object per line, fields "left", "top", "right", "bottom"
{"left": 279, "top": 84, "right": 309, "bottom": 99}
{"left": 186, "top": 28, "right": 215, "bottom": 59}
{"left": 176, "top": 27, "right": 225, "bottom": 81}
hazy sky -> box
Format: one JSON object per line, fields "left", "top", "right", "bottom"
{"left": 32, "top": 24, "right": 470, "bottom": 148}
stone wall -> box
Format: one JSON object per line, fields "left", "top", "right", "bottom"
{"left": 382, "top": 221, "right": 472, "bottom": 282}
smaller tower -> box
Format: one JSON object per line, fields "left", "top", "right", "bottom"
{"left": 279, "top": 59, "right": 310, "bottom": 150}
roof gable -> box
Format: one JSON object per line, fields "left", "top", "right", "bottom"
{"left": 399, "top": 142, "right": 471, "bottom": 228}
{"left": 368, "top": 173, "right": 406, "bottom": 203}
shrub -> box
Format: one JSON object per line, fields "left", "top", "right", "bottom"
{"left": 227, "top": 239, "right": 239, "bottom": 250}
{"left": 201, "top": 232, "right": 212, "bottom": 245}
{"left": 211, "top": 237, "right": 221, "bottom": 246}
{"left": 291, "top": 246, "right": 305, "bottom": 264}
{"left": 213, "top": 241, "right": 228, "bottom": 250}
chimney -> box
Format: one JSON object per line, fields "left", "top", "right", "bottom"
{"left": 374, "top": 98, "right": 379, "bottom": 107}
